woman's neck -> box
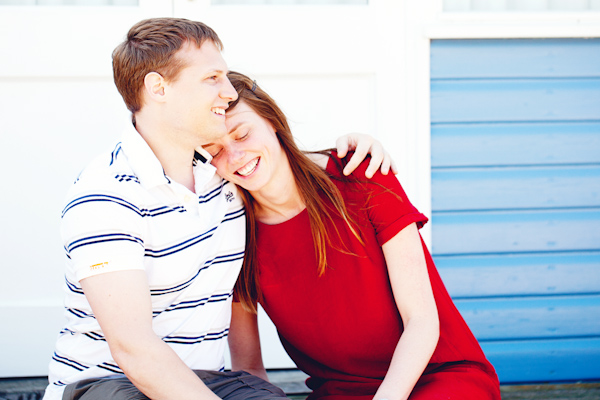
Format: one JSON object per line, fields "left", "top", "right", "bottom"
{"left": 250, "top": 163, "right": 306, "bottom": 225}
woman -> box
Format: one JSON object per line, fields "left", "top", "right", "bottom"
{"left": 203, "top": 71, "right": 501, "bottom": 400}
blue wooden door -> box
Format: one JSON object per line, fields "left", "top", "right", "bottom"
{"left": 430, "top": 38, "right": 600, "bottom": 383}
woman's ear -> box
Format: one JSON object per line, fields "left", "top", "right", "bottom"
{"left": 143, "top": 72, "right": 166, "bottom": 103}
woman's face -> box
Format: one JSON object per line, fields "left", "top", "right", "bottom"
{"left": 203, "top": 101, "right": 287, "bottom": 194}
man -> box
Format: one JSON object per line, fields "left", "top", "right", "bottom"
{"left": 44, "top": 17, "right": 392, "bottom": 400}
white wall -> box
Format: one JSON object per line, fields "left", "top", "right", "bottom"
{"left": 0, "top": 0, "right": 409, "bottom": 376}
{"left": 0, "top": 3, "right": 170, "bottom": 377}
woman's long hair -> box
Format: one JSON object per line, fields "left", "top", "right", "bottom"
{"left": 227, "top": 71, "right": 361, "bottom": 313}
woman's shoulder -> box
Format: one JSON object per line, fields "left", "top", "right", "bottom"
{"left": 304, "top": 151, "right": 330, "bottom": 170}
{"left": 304, "top": 149, "right": 373, "bottom": 178}
{"left": 325, "top": 150, "right": 377, "bottom": 181}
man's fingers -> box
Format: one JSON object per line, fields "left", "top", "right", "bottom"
{"left": 390, "top": 159, "right": 399, "bottom": 175}
{"left": 335, "top": 135, "right": 352, "bottom": 158}
{"left": 379, "top": 154, "right": 392, "bottom": 175}
{"left": 342, "top": 138, "right": 371, "bottom": 175}
{"left": 343, "top": 152, "right": 362, "bottom": 176}
{"left": 364, "top": 148, "right": 385, "bottom": 178}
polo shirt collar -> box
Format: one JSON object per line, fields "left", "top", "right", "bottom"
{"left": 119, "top": 124, "right": 172, "bottom": 189}
{"left": 119, "top": 124, "right": 218, "bottom": 191}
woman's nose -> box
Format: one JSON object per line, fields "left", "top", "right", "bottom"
{"left": 226, "top": 145, "right": 244, "bottom": 163}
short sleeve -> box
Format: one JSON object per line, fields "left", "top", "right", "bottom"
{"left": 326, "top": 153, "right": 428, "bottom": 247}
{"left": 61, "top": 173, "right": 146, "bottom": 282}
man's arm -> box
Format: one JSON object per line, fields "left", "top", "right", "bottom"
{"left": 80, "top": 270, "right": 221, "bottom": 400}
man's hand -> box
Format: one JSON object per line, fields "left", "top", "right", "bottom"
{"left": 335, "top": 133, "right": 398, "bottom": 178}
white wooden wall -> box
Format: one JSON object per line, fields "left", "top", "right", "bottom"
{"left": 1, "top": 0, "right": 599, "bottom": 379}
{"left": 0, "top": 0, "right": 413, "bottom": 376}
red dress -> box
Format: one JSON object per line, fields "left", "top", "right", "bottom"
{"left": 255, "top": 156, "right": 501, "bottom": 400}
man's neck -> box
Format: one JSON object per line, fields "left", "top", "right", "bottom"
{"left": 135, "top": 117, "right": 196, "bottom": 193}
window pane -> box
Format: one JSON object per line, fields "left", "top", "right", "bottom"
{"left": 0, "top": 0, "right": 138, "bottom": 5}
{"left": 444, "top": 0, "right": 599, "bottom": 12}
{"left": 212, "top": 0, "right": 367, "bottom": 5}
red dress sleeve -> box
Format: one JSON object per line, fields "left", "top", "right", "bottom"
{"left": 326, "top": 152, "right": 428, "bottom": 247}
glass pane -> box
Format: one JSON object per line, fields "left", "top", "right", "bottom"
{"left": 212, "top": 0, "right": 367, "bottom": 5}
{"left": 0, "top": 0, "right": 138, "bottom": 5}
{"left": 443, "top": 0, "right": 597, "bottom": 12}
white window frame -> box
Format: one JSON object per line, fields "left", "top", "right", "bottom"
{"left": 404, "top": 0, "right": 600, "bottom": 245}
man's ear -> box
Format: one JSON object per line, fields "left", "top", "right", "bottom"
{"left": 143, "top": 72, "right": 166, "bottom": 103}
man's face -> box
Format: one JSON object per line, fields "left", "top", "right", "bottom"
{"left": 163, "top": 40, "right": 238, "bottom": 146}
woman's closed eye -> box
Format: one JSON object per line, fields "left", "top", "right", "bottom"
{"left": 206, "top": 146, "right": 222, "bottom": 158}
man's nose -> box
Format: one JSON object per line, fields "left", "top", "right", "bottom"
{"left": 221, "top": 77, "right": 238, "bottom": 102}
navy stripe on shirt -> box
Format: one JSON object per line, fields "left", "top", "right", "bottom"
{"left": 197, "top": 185, "right": 223, "bottom": 204}
{"left": 52, "top": 352, "right": 88, "bottom": 372}
{"left": 64, "top": 204, "right": 243, "bottom": 256}
{"left": 222, "top": 207, "right": 245, "bottom": 223}
{"left": 66, "top": 233, "right": 144, "bottom": 253}
{"left": 62, "top": 194, "right": 186, "bottom": 218}
{"left": 98, "top": 362, "right": 122, "bottom": 374}
{"left": 84, "top": 331, "right": 106, "bottom": 341}
{"left": 65, "top": 278, "right": 84, "bottom": 295}
{"left": 156, "top": 292, "right": 232, "bottom": 315}
{"left": 144, "top": 227, "right": 217, "bottom": 258}
{"left": 150, "top": 251, "right": 244, "bottom": 296}
{"left": 163, "top": 328, "right": 229, "bottom": 345}
{"left": 109, "top": 143, "right": 122, "bottom": 166}
{"left": 115, "top": 174, "right": 140, "bottom": 184}
{"left": 66, "top": 308, "right": 94, "bottom": 319}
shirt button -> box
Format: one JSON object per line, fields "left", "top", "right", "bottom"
{"left": 184, "top": 195, "right": 192, "bottom": 203}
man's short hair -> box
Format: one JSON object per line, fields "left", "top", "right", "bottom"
{"left": 112, "top": 17, "right": 223, "bottom": 114}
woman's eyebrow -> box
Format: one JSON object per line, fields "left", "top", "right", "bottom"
{"left": 203, "top": 122, "right": 249, "bottom": 148}
{"left": 228, "top": 121, "right": 249, "bottom": 134}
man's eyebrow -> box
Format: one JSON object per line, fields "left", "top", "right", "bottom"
{"left": 204, "top": 68, "right": 226, "bottom": 76}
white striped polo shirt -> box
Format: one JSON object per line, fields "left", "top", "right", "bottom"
{"left": 44, "top": 125, "right": 245, "bottom": 400}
